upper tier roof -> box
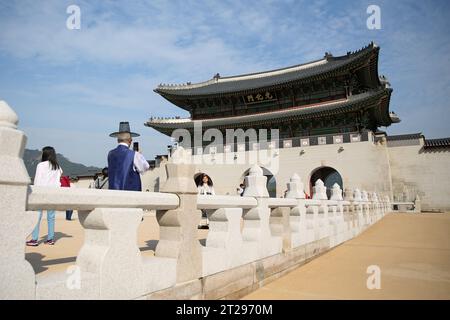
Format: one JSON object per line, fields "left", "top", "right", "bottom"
{"left": 155, "top": 42, "right": 379, "bottom": 97}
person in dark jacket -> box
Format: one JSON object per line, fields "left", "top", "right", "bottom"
{"left": 107, "top": 122, "right": 149, "bottom": 191}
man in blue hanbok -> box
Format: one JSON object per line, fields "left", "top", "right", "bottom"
{"left": 108, "top": 122, "right": 149, "bottom": 191}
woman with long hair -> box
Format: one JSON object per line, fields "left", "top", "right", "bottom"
{"left": 26, "top": 146, "right": 63, "bottom": 246}
{"left": 196, "top": 173, "right": 215, "bottom": 229}
{"left": 197, "top": 173, "right": 215, "bottom": 195}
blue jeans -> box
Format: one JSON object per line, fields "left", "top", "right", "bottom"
{"left": 32, "top": 210, "right": 55, "bottom": 241}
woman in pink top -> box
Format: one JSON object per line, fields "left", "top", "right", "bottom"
{"left": 26, "top": 146, "right": 62, "bottom": 246}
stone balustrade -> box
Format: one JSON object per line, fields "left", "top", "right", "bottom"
{"left": 0, "top": 100, "right": 391, "bottom": 300}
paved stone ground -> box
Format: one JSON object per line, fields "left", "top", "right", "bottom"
{"left": 25, "top": 211, "right": 209, "bottom": 276}
{"left": 242, "top": 213, "right": 450, "bottom": 300}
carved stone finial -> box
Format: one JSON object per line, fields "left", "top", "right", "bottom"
{"left": 243, "top": 165, "right": 268, "bottom": 198}
{"left": 312, "top": 179, "right": 327, "bottom": 200}
{"left": 344, "top": 188, "right": 354, "bottom": 201}
{"left": 330, "top": 183, "right": 343, "bottom": 201}
{"left": 285, "top": 173, "right": 305, "bottom": 199}
{"left": 372, "top": 192, "right": 379, "bottom": 202}
{"left": 353, "top": 189, "right": 362, "bottom": 201}
{"left": 361, "top": 190, "right": 369, "bottom": 201}
{"left": 0, "top": 100, "right": 19, "bottom": 129}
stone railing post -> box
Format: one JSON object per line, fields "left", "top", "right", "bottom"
{"left": 343, "top": 188, "right": 355, "bottom": 238}
{"left": 372, "top": 192, "right": 379, "bottom": 221}
{"left": 313, "top": 179, "right": 328, "bottom": 241}
{"left": 285, "top": 174, "right": 307, "bottom": 248}
{"left": 270, "top": 205, "right": 292, "bottom": 253}
{"left": 243, "top": 165, "right": 282, "bottom": 258}
{"left": 361, "top": 190, "right": 370, "bottom": 227}
{"left": 366, "top": 192, "right": 373, "bottom": 224}
{"left": 385, "top": 195, "right": 391, "bottom": 213}
{"left": 155, "top": 147, "right": 201, "bottom": 283}
{"left": 304, "top": 202, "right": 317, "bottom": 245}
{"left": 414, "top": 195, "right": 421, "bottom": 213}
{"left": 0, "top": 101, "right": 37, "bottom": 299}
{"left": 330, "top": 183, "right": 345, "bottom": 245}
{"left": 46, "top": 207, "right": 145, "bottom": 299}
{"left": 203, "top": 206, "right": 258, "bottom": 275}
{"left": 380, "top": 193, "right": 386, "bottom": 216}
{"left": 353, "top": 189, "right": 363, "bottom": 234}
{"left": 383, "top": 194, "right": 389, "bottom": 215}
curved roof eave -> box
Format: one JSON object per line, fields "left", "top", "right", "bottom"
{"left": 146, "top": 88, "right": 391, "bottom": 131}
{"left": 155, "top": 43, "right": 379, "bottom": 98}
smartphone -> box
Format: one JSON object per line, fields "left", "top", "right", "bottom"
{"left": 133, "top": 142, "right": 139, "bottom": 152}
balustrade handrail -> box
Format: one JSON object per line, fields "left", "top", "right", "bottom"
{"left": 267, "top": 197, "right": 298, "bottom": 208}
{"left": 26, "top": 186, "right": 180, "bottom": 211}
{"left": 197, "top": 194, "right": 257, "bottom": 210}
{"left": 304, "top": 199, "right": 323, "bottom": 206}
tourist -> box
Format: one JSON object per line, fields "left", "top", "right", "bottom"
{"left": 60, "top": 175, "right": 73, "bottom": 221}
{"left": 93, "top": 167, "right": 109, "bottom": 189}
{"left": 197, "top": 173, "right": 215, "bottom": 195}
{"left": 26, "top": 146, "right": 62, "bottom": 246}
{"left": 88, "top": 173, "right": 99, "bottom": 189}
{"left": 107, "top": 122, "right": 149, "bottom": 191}
{"left": 237, "top": 183, "right": 245, "bottom": 196}
{"left": 197, "top": 174, "right": 214, "bottom": 229}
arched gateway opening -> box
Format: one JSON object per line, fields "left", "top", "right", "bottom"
{"left": 309, "top": 167, "right": 343, "bottom": 199}
{"left": 242, "top": 167, "right": 276, "bottom": 198}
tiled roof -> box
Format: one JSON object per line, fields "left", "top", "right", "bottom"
{"left": 146, "top": 88, "right": 390, "bottom": 130}
{"left": 386, "top": 133, "right": 422, "bottom": 141}
{"left": 424, "top": 137, "right": 450, "bottom": 148}
{"left": 155, "top": 43, "right": 379, "bottom": 97}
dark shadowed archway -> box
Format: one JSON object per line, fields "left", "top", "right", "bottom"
{"left": 309, "top": 167, "right": 343, "bottom": 199}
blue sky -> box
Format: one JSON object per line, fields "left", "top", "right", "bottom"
{"left": 0, "top": 0, "right": 449, "bottom": 167}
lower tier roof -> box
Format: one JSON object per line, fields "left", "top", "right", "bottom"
{"left": 146, "top": 88, "right": 393, "bottom": 135}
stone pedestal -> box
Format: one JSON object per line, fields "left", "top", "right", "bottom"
{"left": 156, "top": 150, "right": 202, "bottom": 283}
{"left": 203, "top": 208, "right": 257, "bottom": 276}
{"left": 0, "top": 101, "right": 37, "bottom": 299}
{"left": 243, "top": 165, "right": 282, "bottom": 259}
{"left": 285, "top": 174, "right": 307, "bottom": 248}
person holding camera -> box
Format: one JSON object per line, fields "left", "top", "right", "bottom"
{"left": 237, "top": 182, "right": 245, "bottom": 196}
{"left": 107, "top": 122, "right": 149, "bottom": 191}
{"left": 93, "top": 167, "right": 109, "bottom": 190}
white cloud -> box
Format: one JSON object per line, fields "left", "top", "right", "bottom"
{"left": 1, "top": 0, "right": 450, "bottom": 166}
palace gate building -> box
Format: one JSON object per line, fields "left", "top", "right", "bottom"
{"left": 143, "top": 42, "right": 450, "bottom": 211}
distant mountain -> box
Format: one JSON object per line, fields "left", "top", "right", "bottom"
{"left": 24, "top": 149, "right": 101, "bottom": 180}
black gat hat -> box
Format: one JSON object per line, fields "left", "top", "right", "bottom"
{"left": 109, "top": 122, "right": 140, "bottom": 138}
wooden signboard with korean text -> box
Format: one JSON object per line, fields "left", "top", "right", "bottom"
{"left": 243, "top": 91, "right": 277, "bottom": 104}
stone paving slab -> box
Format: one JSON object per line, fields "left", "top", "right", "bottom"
{"left": 242, "top": 213, "right": 450, "bottom": 300}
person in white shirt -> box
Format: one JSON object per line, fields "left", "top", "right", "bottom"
{"left": 197, "top": 174, "right": 215, "bottom": 195}
{"left": 197, "top": 174, "right": 215, "bottom": 229}
{"left": 26, "top": 146, "right": 62, "bottom": 246}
